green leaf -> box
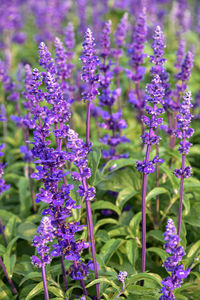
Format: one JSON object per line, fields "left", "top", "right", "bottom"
{"left": 17, "top": 222, "right": 37, "bottom": 241}
{"left": 0, "top": 280, "right": 13, "bottom": 300}
{"left": 86, "top": 278, "right": 120, "bottom": 291}
{"left": 94, "top": 218, "right": 118, "bottom": 232}
{"left": 184, "top": 203, "right": 200, "bottom": 227}
{"left": 129, "top": 212, "right": 142, "bottom": 236}
{"left": 48, "top": 286, "right": 64, "bottom": 298}
{"left": 116, "top": 188, "right": 138, "bottom": 209}
{"left": 147, "top": 230, "right": 164, "bottom": 243}
{"left": 91, "top": 200, "right": 121, "bottom": 215}
{"left": 19, "top": 272, "right": 42, "bottom": 286}
{"left": 147, "top": 247, "right": 168, "bottom": 263}
{"left": 126, "top": 239, "right": 138, "bottom": 266}
{"left": 17, "top": 178, "right": 32, "bottom": 218}
{"left": 25, "top": 281, "right": 44, "bottom": 300}
{"left": 127, "top": 285, "right": 160, "bottom": 296}
{"left": 100, "top": 239, "right": 122, "bottom": 264}
{"left": 4, "top": 216, "right": 17, "bottom": 243}
{"left": 0, "top": 245, "right": 6, "bottom": 255}
{"left": 126, "top": 273, "right": 162, "bottom": 287}
{"left": 160, "top": 164, "right": 178, "bottom": 189}
{"left": 146, "top": 187, "right": 169, "bottom": 203}
{"left": 102, "top": 158, "right": 137, "bottom": 174}
{"left": 88, "top": 147, "right": 101, "bottom": 185}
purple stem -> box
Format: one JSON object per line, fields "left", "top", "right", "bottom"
{"left": 86, "top": 101, "right": 91, "bottom": 146}
{"left": 83, "top": 100, "right": 100, "bottom": 300}
{"left": 0, "top": 257, "right": 17, "bottom": 295}
{"left": 60, "top": 256, "right": 68, "bottom": 291}
{"left": 41, "top": 264, "right": 49, "bottom": 300}
{"left": 177, "top": 132, "right": 186, "bottom": 237}
{"left": 141, "top": 137, "right": 152, "bottom": 275}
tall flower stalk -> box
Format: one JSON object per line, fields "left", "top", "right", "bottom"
{"left": 150, "top": 26, "right": 169, "bottom": 223}
{"left": 173, "top": 91, "right": 193, "bottom": 237}
{"left": 25, "top": 43, "right": 94, "bottom": 296}
{"left": 136, "top": 73, "right": 165, "bottom": 273}
{"left": 98, "top": 21, "right": 129, "bottom": 160}
{"left": 113, "top": 12, "right": 129, "bottom": 111}
{"left": 126, "top": 9, "right": 147, "bottom": 134}
{"left": 80, "top": 28, "right": 100, "bottom": 300}
{"left": 160, "top": 219, "right": 190, "bottom": 299}
{"left": 171, "top": 51, "right": 193, "bottom": 149}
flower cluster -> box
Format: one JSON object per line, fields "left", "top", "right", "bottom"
{"left": 127, "top": 9, "right": 147, "bottom": 113}
{"left": 0, "top": 144, "right": 10, "bottom": 194}
{"left": 26, "top": 43, "right": 92, "bottom": 280}
{"left": 136, "top": 75, "right": 165, "bottom": 173}
{"left": 174, "top": 91, "right": 193, "bottom": 179}
{"left": 160, "top": 219, "right": 190, "bottom": 299}
{"left": 98, "top": 21, "right": 129, "bottom": 160}
{"left": 80, "top": 28, "right": 99, "bottom": 103}
{"left": 32, "top": 217, "right": 54, "bottom": 268}
{"left": 175, "top": 51, "right": 193, "bottom": 92}
{"left": 31, "top": 0, "right": 71, "bottom": 43}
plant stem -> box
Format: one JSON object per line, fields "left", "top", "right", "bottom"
{"left": 155, "top": 133, "right": 160, "bottom": 224}
{"left": 141, "top": 140, "right": 151, "bottom": 277}
{"left": 84, "top": 100, "right": 100, "bottom": 300}
{"left": 41, "top": 264, "right": 49, "bottom": 300}
{"left": 60, "top": 256, "right": 68, "bottom": 291}
{"left": 0, "top": 257, "right": 17, "bottom": 295}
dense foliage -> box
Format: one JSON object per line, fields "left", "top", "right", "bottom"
{"left": 0, "top": 1, "right": 200, "bottom": 299}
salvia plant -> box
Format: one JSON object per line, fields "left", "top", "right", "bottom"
{"left": 0, "top": 1, "right": 200, "bottom": 300}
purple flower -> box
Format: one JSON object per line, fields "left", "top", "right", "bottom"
{"left": 159, "top": 219, "right": 190, "bottom": 299}
{"left": 174, "top": 91, "right": 193, "bottom": 178}
{"left": 115, "top": 13, "right": 129, "bottom": 48}
{"left": 32, "top": 217, "right": 54, "bottom": 268}
{"left": 175, "top": 51, "right": 193, "bottom": 83}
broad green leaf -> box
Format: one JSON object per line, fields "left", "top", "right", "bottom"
{"left": 0, "top": 245, "right": 6, "bottom": 255}
{"left": 98, "top": 167, "right": 138, "bottom": 192}
{"left": 102, "top": 158, "right": 137, "bottom": 174}
{"left": 100, "top": 239, "right": 122, "bottom": 264}
{"left": 108, "top": 226, "right": 127, "bottom": 238}
{"left": 25, "top": 281, "right": 44, "bottom": 300}
{"left": 0, "top": 210, "right": 21, "bottom": 223}
{"left": 17, "top": 222, "right": 37, "bottom": 241}
{"left": 126, "top": 273, "right": 162, "bottom": 287}
{"left": 48, "top": 286, "right": 64, "bottom": 298}
{"left": 94, "top": 218, "right": 118, "bottom": 232}
{"left": 184, "top": 203, "right": 200, "bottom": 227}
{"left": 126, "top": 239, "right": 138, "bottom": 266}
{"left": 127, "top": 285, "right": 160, "bottom": 296}
{"left": 187, "top": 240, "right": 200, "bottom": 258}
{"left": 147, "top": 230, "right": 164, "bottom": 243}
{"left": 86, "top": 278, "right": 120, "bottom": 291}
{"left": 0, "top": 279, "right": 13, "bottom": 300}
{"left": 19, "top": 272, "right": 42, "bottom": 286}
{"left": 88, "top": 147, "right": 101, "bottom": 185}
{"left": 129, "top": 212, "right": 142, "bottom": 236}
{"left": 146, "top": 187, "right": 169, "bottom": 203}
{"left": 116, "top": 188, "right": 138, "bottom": 209}
{"left": 147, "top": 247, "right": 168, "bottom": 263}
{"left": 91, "top": 200, "right": 121, "bottom": 215}
{"left": 17, "top": 178, "right": 32, "bottom": 218}
{"left": 160, "top": 164, "right": 178, "bottom": 189}
{"left": 4, "top": 216, "right": 17, "bottom": 243}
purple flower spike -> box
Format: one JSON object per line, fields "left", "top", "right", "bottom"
{"left": 159, "top": 219, "right": 190, "bottom": 299}
{"left": 98, "top": 21, "right": 129, "bottom": 160}
{"left": 80, "top": 28, "right": 99, "bottom": 103}
{"left": 175, "top": 51, "right": 194, "bottom": 83}
{"left": 173, "top": 91, "right": 194, "bottom": 236}
{"left": 115, "top": 13, "right": 129, "bottom": 48}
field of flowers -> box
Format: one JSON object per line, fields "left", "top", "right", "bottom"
{"left": 1, "top": 0, "right": 200, "bottom": 299}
